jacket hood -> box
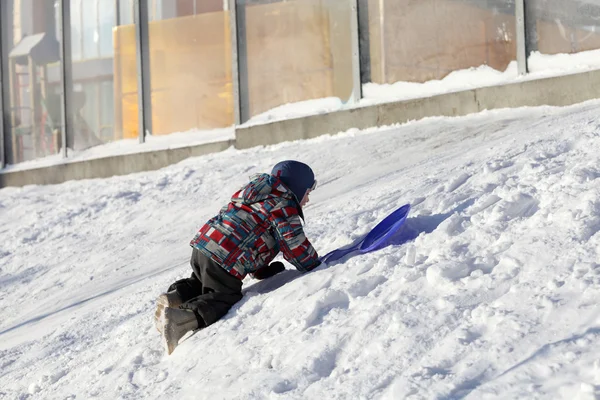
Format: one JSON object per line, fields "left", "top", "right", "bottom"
{"left": 231, "top": 173, "right": 305, "bottom": 219}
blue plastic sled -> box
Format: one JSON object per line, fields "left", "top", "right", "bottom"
{"left": 319, "top": 203, "right": 411, "bottom": 264}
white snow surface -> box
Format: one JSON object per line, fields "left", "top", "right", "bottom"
{"left": 1, "top": 100, "right": 600, "bottom": 399}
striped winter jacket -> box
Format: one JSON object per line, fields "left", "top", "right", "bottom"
{"left": 190, "top": 173, "right": 320, "bottom": 279}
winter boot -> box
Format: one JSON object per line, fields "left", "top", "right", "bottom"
{"left": 154, "top": 290, "right": 184, "bottom": 332}
{"left": 160, "top": 307, "right": 201, "bottom": 355}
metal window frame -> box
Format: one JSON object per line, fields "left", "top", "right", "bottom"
{"left": 350, "top": 0, "right": 362, "bottom": 104}
{"left": 229, "top": 0, "right": 240, "bottom": 125}
{"left": 0, "top": 0, "right": 6, "bottom": 168}
{"left": 516, "top": 0, "right": 529, "bottom": 75}
{"left": 58, "top": 0, "right": 74, "bottom": 158}
{"left": 229, "top": 0, "right": 249, "bottom": 125}
{"left": 357, "top": 0, "right": 371, "bottom": 84}
{"left": 134, "top": 0, "right": 152, "bottom": 142}
{"left": 115, "top": 0, "right": 121, "bottom": 25}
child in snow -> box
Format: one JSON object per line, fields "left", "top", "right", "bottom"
{"left": 155, "top": 160, "right": 321, "bottom": 354}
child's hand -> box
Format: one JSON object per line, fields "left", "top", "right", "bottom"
{"left": 253, "top": 262, "right": 285, "bottom": 280}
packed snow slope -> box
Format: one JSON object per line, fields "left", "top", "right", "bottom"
{"left": 1, "top": 101, "right": 600, "bottom": 400}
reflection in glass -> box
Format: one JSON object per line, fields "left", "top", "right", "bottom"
{"left": 133, "top": 0, "right": 234, "bottom": 137}
{"left": 526, "top": 0, "right": 600, "bottom": 57}
{"left": 360, "top": 0, "right": 516, "bottom": 87}
{"left": 2, "top": 0, "right": 63, "bottom": 164}
{"left": 236, "top": 0, "right": 354, "bottom": 120}
{"left": 66, "top": 0, "right": 121, "bottom": 151}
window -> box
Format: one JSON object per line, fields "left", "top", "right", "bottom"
{"left": 82, "top": 0, "right": 99, "bottom": 59}
{"left": 71, "top": 0, "right": 83, "bottom": 61}
{"left": 98, "top": 0, "right": 115, "bottom": 57}
{"left": 70, "top": 0, "right": 116, "bottom": 60}
{"left": 119, "top": 0, "right": 135, "bottom": 25}
{"left": 100, "top": 80, "right": 115, "bottom": 141}
{"left": 82, "top": 82, "right": 99, "bottom": 137}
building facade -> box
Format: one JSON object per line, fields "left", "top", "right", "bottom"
{"left": 0, "top": 0, "right": 598, "bottom": 168}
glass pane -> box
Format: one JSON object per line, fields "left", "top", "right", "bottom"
{"left": 71, "top": 0, "right": 83, "bottom": 61}
{"left": 526, "top": 0, "right": 600, "bottom": 60}
{"left": 1, "top": 0, "right": 63, "bottom": 165}
{"left": 82, "top": 0, "right": 99, "bottom": 60}
{"left": 80, "top": 82, "right": 99, "bottom": 138}
{"left": 360, "top": 0, "right": 516, "bottom": 96}
{"left": 165, "top": 0, "right": 222, "bottom": 18}
{"left": 99, "top": 80, "right": 115, "bottom": 141}
{"left": 236, "top": 0, "right": 355, "bottom": 120}
{"left": 119, "top": 0, "right": 135, "bottom": 25}
{"left": 146, "top": 0, "right": 233, "bottom": 136}
{"left": 68, "top": 0, "right": 136, "bottom": 150}
{"left": 150, "top": 0, "right": 165, "bottom": 21}
{"left": 98, "top": 0, "right": 115, "bottom": 58}
{"left": 113, "top": 17, "right": 138, "bottom": 140}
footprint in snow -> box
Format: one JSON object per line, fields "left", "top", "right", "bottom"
{"left": 304, "top": 290, "right": 350, "bottom": 329}
{"left": 445, "top": 173, "right": 471, "bottom": 193}
{"left": 272, "top": 379, "right": 297, "bottom": 394}
{"left": 495, "top": 193, "right": 539, "bottom": 221}
{"left": 484, "top": 160, "right": 514, "bottom": 173}
{"left": 458, "top": 326, "right": 485, "bottom": 345}
{"left": 347, "top": 275, "right": 387, "bottom": 298}
{"left": 113, "top": 190, "right": 142, "bottom": 203}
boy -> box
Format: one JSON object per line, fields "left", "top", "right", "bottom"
{"left": 155, "top": 160, "right": 321, "bottom": 354}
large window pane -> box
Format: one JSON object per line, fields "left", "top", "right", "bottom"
{"left": 99, "top": 0, "right": 115, "bottom": 57}
{"left": 71, "top": 0, "right": 83, "bottom": 61}
{"left": 119, "top": 0, "right": 134, "bottom": 25}
{"left": 526, "top": 0, "right": 600, "bottom": 65}
{"left": 1, "top": 0, "right": 63, "bottom": 165}
{"left": 99, "top": 80, "right": 115, "bottom": 141}
{"left": 149, "top": 0, "right": 165, "bottom": 21}
{"left": 144, "top": 0, "right": 233, "bottom": 136}
{"left": 67, "top": 0, "right": 134, "bottom": 150}
{"left": 360, "top": 0, "right": 516, "bottom": 93}
{"left": 236, "top": 0, "right": 355, "bottom": 120}
{"left": 82, "top": 0, "right": 99, "bottom": 60}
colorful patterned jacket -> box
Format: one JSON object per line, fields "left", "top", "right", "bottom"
{"left": 190, "top": 173, "right": 320, "bottom": 279}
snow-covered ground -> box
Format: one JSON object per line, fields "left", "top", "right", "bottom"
{"left": 1, "top": 99, "right": 600, "bottom": 400}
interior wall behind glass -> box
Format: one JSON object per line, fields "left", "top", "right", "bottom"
{"left": 237, "top": 0, "right": 354, "bottom": 119}
{"left": 139, "top": 0, "right": 233, "bottom": 137}
{"left": 526, "top": 0, "right": 600, "bottom": 56}
{"left": 361, "top": 0, "right": 516, "bottom": 86}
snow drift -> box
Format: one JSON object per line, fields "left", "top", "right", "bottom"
{"left": 1, "top": 100, "right": 600, "bottom": 399}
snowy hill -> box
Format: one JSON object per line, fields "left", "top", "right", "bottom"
{"left": 1, "top": 100, "right": 599, "bottom": 400}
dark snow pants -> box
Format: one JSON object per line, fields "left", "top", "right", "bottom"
{"left": 168, "top": 248, "right": 243, "bottom": 327}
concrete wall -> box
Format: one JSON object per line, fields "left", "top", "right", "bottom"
{"left": 0, "top": 140, "right": 234, "bottom": 187}
{"left": 1, "top": 68, "right": 599, "bottom": 188}
{"left": 235, "top": 68, "right": 600, "bottom": 149}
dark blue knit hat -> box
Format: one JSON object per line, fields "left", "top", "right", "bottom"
{"left": 271, "top": 160, "right": 315, "bottom": 202}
